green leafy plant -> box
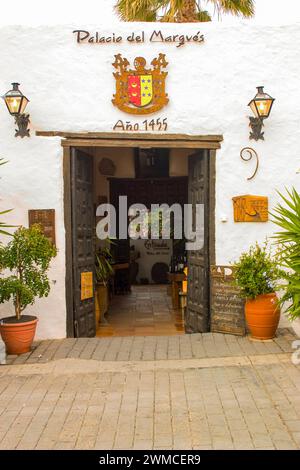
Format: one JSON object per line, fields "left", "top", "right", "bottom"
{"left": 115, "top": 0, "right": 255, "bottom": 23}
{"left": 232, "top": 242, "right": 282, "bottom": 300}
{"left": 0, "top": 225, "right": 57, "bottom": 320}
{"left": 95, "top": 245, "right": 114, "bottom": 285}
{"left": 272, "top": 188, "right": 300, "bottom": 320}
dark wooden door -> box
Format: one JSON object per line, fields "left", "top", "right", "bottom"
{"left": 71, "top": 149, "right": 96, "bottom": 337}
{"left": 109, "top": 178, "right": 131, "bottom": 265}
{"left": 109, "top": 177, "right": 188, "bottom": 208}
{"left": 186, "top": 150, "right": 210, "bottom": 333}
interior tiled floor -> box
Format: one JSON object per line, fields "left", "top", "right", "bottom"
{"left": 96, "top": 284, "right": 185, "bottom": 337}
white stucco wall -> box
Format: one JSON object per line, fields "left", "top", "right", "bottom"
{"left": 0, "top": 21, "right": 299, "bottom": 338}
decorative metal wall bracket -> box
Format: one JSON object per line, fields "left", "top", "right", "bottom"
{"left": 249, "top": 116, "right": 264, "bottom": 141}
{"left": 14, "top": 114, "right": 30, "bottom": 138}
{"left": 240, "top": 147, "right": 259, "bottom": 180}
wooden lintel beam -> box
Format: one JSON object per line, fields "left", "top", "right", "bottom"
{"left": 61, "top": 139, "right": 221, "bottom": 149}
{"left": 36, "top": 130, "right": 223, "bottom": 143}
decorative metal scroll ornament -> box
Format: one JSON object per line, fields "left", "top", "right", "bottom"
{"left": 15, "top": 114, "right": 30, "bottom": 138}
{"left": 112, "top": 54, "right": 169, "bottom": 115}
{"left": 240, "top": 147, "right": 259, "bottom": 180}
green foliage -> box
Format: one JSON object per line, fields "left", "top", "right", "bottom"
{"left": 272, "top": 188, "right": 300, "bottom": 320}
{"left": 212, "top": 0, "right": 255, "bottom": 18}
{"left": 0, "top": 159, "right": 14, "bottom": 236}
{"left": 196, "top": 10, "right": 211, "bottom": 22}
{"left": 115, "top": 0, "right": 255, "bottom": 22}
{"left": 95, "top": 245, "right": 114, "bottom": 285}
{"left": 232, "top": 242, "right": 282, "bottom": 300}
{"left": 0, "top": 225, "right": 57, "bottom": 319}
{"left": 0, "top": 209, "right": 14, "bottom": 236}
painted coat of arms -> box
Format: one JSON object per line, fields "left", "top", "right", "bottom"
{"left": 112, "top": 54, "right": 169, "bottom": 115}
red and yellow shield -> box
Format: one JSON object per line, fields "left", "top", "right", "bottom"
{"left": 128, "top": 75, "right": 153, "bottom": 108}
{"left": 112, "top": 54, "right": 169, "bottom": 115}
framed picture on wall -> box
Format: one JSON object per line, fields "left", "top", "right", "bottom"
{"left": 134, "top": 148, "right": 169, "bottom": 178}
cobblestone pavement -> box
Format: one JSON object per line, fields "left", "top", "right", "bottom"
{"left": 0, "top": 330, "right": 299, "bottom": 450}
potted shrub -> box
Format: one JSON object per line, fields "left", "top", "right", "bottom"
{"left": 0, "top": 225, "right": 57, "bottom": 354}
{"left": 233, "top": 242, "right": 282, "bottom": 340}
{"left": 272, "top": 188, "right": 300, "bottom": 337}
{"left": 95, "top": 245, "right": 114, "bottom": 325}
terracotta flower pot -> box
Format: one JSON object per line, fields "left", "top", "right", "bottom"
{"left": 0, "top": 316, "right": 38, "bottom": 355}
{"left": 245, "top": 293, "right": 280, "bottom": 340}
{"left": 95, "top": 283, "right": 109, "bottom": 325}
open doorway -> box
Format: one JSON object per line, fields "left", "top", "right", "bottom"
{"left": 95, "top": 147, "right": 188, "bottom": 337}
{"left": 64, "top": 133, "right": 219, "bottom": 338}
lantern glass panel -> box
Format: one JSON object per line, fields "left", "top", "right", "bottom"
{"left": 255, "top": 99, "right": 273, "bottom": 119}
{"left": 5, "top": 95, "right": 23, "bottom": 115}
{"left": 19, "top": 96, "right": 29, "bottom": 114}
{"left": 249, "top": 100, "right": 259, "bottom": 118}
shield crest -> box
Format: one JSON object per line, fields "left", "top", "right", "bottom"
{"left": 112, "top": 54, "right": 169, "bottom": 115}
{"left": 128, "top": 75, "right": 153, "bottom": 108}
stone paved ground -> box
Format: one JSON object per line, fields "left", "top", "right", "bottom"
{"left": 0, "top": 329, "right": 299, "bottom": 450}
{"left": 5, "top": 328, "right": 296, "bottom": 365}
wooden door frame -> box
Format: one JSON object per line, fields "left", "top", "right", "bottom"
{"left": 42, "top": 131, "right": 223, "bottom": 337}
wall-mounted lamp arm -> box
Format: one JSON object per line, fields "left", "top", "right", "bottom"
{"left": 249, "top": 116, "right": 264, "bottom": 141}
{"left": 14, "top": 114, "right": 30, "bottom": 138}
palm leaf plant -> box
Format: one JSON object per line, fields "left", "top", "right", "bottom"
{"left": 0, "top": 158, "right": 14, "bottom": 236}
{"left": 95, "top": 245, "right": 114, "bottom": 285}
{"left": 95, "top": 243, "right": 115, "bottom": 325}
{"left": 0, "top": 210, "right": 14, "bottom": 236}
{"left": 115, "top": 0, "right": 255, "bottom": 22}
{"left": 272, "top": 188, "right": 300, "bottom": 320}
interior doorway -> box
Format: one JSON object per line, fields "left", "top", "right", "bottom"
{"left": 98, "top": 162, "right": 188, "bottom": 337}
{"left": 59, "top": 132, "right": 221, "bottom": 338}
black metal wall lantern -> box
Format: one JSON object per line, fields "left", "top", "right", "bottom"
{"left": 2, "top": 83, "right": 30, "bottom": 138}
{"left": 248, "top": 86, "right": 275, "bottom": 141}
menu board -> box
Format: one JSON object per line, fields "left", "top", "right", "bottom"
{"left": 210, "top": 266, "right": 246, "bottom": 336}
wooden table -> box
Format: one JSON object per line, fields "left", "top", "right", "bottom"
{"left": 167, "top": 272, "right": 186, "bottom": 309}
{"left": 113, "top": 263, "right": 130, "bottom": 271}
